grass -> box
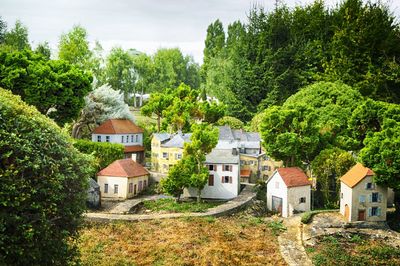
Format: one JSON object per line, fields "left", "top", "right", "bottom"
{"left": 301, "top": 209, "right": 338, "bottom": 224}
{"left": 139, "top": 198, "right": 223, "bottom": 213}
{"left": 78, "top": 216, "right": 286, "bottom": 266}
{"left": 306, "top": 233, "right": 400, "bottom": 266}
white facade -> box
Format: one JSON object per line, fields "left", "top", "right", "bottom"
{"left": 266, "top": 171, "right": 311, "bottom": 217}
{"left": 92, "top": 133, "right": 143, "bottom": 147}
{"left": 340, "top": 175, "right": 388, "bottom": 222}
{"left": 97, "top": 175, "right": 148, "bottom": 199}
{"left": 184, "top": 163, "right": 240, "bottom": 200}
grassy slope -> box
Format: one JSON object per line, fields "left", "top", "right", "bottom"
{"left": 140, "top": 198, "right": 223, "bottom": 213}
{"left": 79, "top": 216, "right": 285, "bottom": 266}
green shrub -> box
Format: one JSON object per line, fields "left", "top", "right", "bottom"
{"left": 0, "top": 88, "right": 96, "bottom": 265}
{"left": 73, "top": 139, "right": 124, "bottom": 171}
{"left": 301, "top": 209, "right": 338, "bottom": 224}
{"left": 267, "top": 221, "right": 286, "bottom": 236}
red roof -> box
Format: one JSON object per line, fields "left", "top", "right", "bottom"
{"left": 97, "top": 158, "right": 149, "bottom": 177}
{"left": 240, "top": 169, "right": 251, "bottom": 177}
{"left": 340, "top": 163, "right": 374, "bottom": 188}
{"left": 276, "top": 167, "right": 311, "bottom": 187}
{"left": 93, "top": 119, "right": 144, "bottom": 134}
{"left": 124, "top": 145, "right": 145, "bottom": 153}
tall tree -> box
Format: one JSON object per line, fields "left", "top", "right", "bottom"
{"left": 4, "top": 20, "right": 30, "bottom": 51}
{"left": 202, "top": 19, "right": 225, "bottom": 76}
{"left": 0, "top": 16, "right": 7, "bottom": 44}
{"left": 140, "top": 90, "right": 173, "bottom": 132}
{"left": 35, "top": 41, "right": 51, "bottom": 60}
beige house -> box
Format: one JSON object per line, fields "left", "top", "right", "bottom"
{"left": 97, "top": 158, "right": 149, "bottom": 199}
{"left": 340, "top": 163, "right": 387, "bottom": 222}
{"left": 266, "top": 167, "right": 311, "bottom": 217}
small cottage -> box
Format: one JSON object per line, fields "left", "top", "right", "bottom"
{"left": 266, "top": 167, "right": 311, "bottom": 217}
{"left": 340, "top": 163, "right": 387, "bottom": 222}
{"left": 97, "top": 158, "right": 149, "bottom": 199}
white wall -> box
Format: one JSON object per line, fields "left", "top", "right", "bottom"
{"left": 184, "top": 163, "right": 240, "bottom": 200}
{"left": 97, "top": 175, "right": 149, "bottom": 199}
{"left": 287, "top": 185, "right": 311, "bottom": 215}
{"left": 340, "top": 181, "right": 353, "bottom": 221}
{"left": 266, "top": 172, "right": 288, "bottom": 217}
{"left": 92, "top": 133, "right": 143, "bottom": 146}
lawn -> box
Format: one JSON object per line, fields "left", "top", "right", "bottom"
{"left": 136, "top": 198, "right": 223, "bottom": 213}
{"left": 78, "top": 216, "right": 285, "bottom": 266}
{"left": 306, "top": 233, "right": 400, "bottom": 266}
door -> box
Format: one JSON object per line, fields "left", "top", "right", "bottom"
{"left": 272, "top": 196, "right": 283, "bottom": 216}
{"left": 358, "top": 210, "right": 366, "bottom": 221}
{"left": 344, "top": 204, "right": 350, "bottom": 221}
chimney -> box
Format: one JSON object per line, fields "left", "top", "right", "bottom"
{"left": 232, "top": 148, "right": 238, "bottom": 156}
{"left": 131, "top": 153, "right": 137, "bottom": 162}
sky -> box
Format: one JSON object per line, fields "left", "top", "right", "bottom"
{"left": 1, "top": 0, "right": 399, "bottom": 63}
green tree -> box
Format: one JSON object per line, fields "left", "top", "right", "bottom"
{"left": 0, "top": 16, "right": 7, "bottom": 44}
{"left": 202, "top": 19, "right": 225, "bottom": 77}
{"left": 141, "top": 90, "right": 174, "bottom": 132}
{"left": 311, "top": 148, "right": 356, "bottom": 208}
{"left": 199, "top": 101, "right": 226, "bottom": 124}
{"left": 58, "top": 25, "right": 92, "bottom": 69}
{"left": 360, "top": 119, "right": 400, "bottom": 213}
{"left": 4, "top": 20, "right": 30, "bottom": 51}
{"left": 0, "top": 49, "right": 92, "bottom": 125}
{"left": 216, "top": 116, "right": 244, "bottom": 129}
{"left": 35, "top": 41, "right": 51, "bottom": 60}
{"left": 0, "top": 88, "right": 96, "bottom": 265}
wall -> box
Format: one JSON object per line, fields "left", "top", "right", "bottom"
{"left": 287, "top": 185, "right": 311, "bottom": 216}
{"left": 97, "top": 175, "right": 128, "bottom": 199}
{"left": 184, "top": 163, "right": 240, "bottom": 199}
{"left": 340, "top": 182, "right": 353, "bottom": 221}
{"left": 92, "top": 133, "right": 143, "bottom": 147}
{"left": 126, "top": 175, "right": 149, "bottom": 198}
{"left": 156, "top": 146, "right": 183, "bottom": 174}
{"left": 266, "top": 172, "right": 288, "bottom": 217}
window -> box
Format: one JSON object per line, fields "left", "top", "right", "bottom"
{"left": 371, "top": 192, "right": 379, "bottom": 203}
{"left": 104, "top": 183, "right": 108, "bottom": 193}
{"left": 359, "top": 195, "right": 366, "bottom": 203}
{"left": 250, "top": 160, "right": 255, "bottom": 165}
{"left": 162, "top": 152, "right": 168, "bottom": 159}
{"left": 222, "top": 176, "right": 232, "bottom": 184}
{"left": 138, "top": 181, "right": 143, "bottom": 191}
{"left": 208, "top": 164, "right": 216, "bottom": 171}
{"left": 341, "top": 193, "right": 343, "bottom": 199}
{"left": 131, "top": 135, "right": 134, "bottom": 142}
{"left": 97, "top": 135, "right": 101, "bottom": 142}
{"left": 240, "top": 160, "right": 244, "bottom": 165}
{"left": 208, "top": 175, "right": 214, "bottom": 186}
{"left": 365, "top": 182, "right": 375, "bottom": 190}
{"left": 369, "top": 207, "right": 381, "bottom": 217}
{"left": 175, "top": 153, "right": 182, "bottom": 160}
{"left": 114, "top": 184, "right": 119, "bottom": 194}
{"left": 134, "top": 184, "right": 137, "bottom": 195}
{"left": 223, "top": 164, "right": 232, "bottom": 172}
{"left": 129, "top": 183, "right": 133, "bottom": 193}
{"left": 135, "top": 134, "right": 138, "bottom": 142}
{"left": 144, "top": 180, "right": 147, "bottom": 188}
{"left": 106, "top": 136, "right": 110, "bottom": 142}
{"left": 299, "top": 197, "right": 306, "bottom": 203}
{"left": 121, "top": 136, "right": 124, "bottom": 143}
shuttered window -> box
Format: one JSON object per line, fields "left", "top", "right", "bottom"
{"left": 208, "top": 175, "right": 214, "bottom": 186}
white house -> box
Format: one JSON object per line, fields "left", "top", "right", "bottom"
{"left": 340, "top": 163, "right": 388, "bottom": 222}
{"left": 184, "top": 149, "right": 240, "bottom": 200}
{"left": 266, "top": 167, "right": 311, "bottom": 217}
{"left": 97, "top": 158, "right": 149, "bottom": 199}
{"left": 92, "top": 119, "right": 145, "bottom": 164}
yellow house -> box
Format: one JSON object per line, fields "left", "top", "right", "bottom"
{"left": 240, "top": 153, "right": 283, "bottom": 183}
{"left": 151, "top": 132, "right": 192, "bottom": 174}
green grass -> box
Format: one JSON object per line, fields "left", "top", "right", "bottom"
{"left": 301, "top": 209, "right": 338, "bottom": 224}
{"left": 141, "top": 198, "right": 223, "bottom": 213}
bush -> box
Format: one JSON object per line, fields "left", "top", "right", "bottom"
{"left": 0, "top": 88, "right": 96, "bottom": 265}
{"left": 301, "top": 209, "right": 338, "bottom": 224}
{"left": 73, "top": 139, "right": 124, "bottom": 171}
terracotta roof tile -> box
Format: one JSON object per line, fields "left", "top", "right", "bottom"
{"left": 340, "top": 163, "right": 374, "bottom": 188}
{"left": 97, "top": 158, "right": 149, "bottom": 177}
{"left": 277, "top": 167, "right": 311, "bottom": 187}
{"left": 93, "top": 119, "right": 144, "bottom": 134}
{"left": 124, "top": 145, "right": 145, "bottom": 153}
{"left": 240, "top": 169, "right": 251, "bottom": 177}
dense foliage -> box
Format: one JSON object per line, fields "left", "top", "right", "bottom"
{"left": 203, "top": 0, "right": 400, "bottom": 120}
{"left": 0, "top": 88, "right": 96, "bottom": 265}
{"left": 73, "top": 139, "right": 125, "bottom": 171}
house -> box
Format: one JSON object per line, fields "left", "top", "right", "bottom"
{"left": 266, "top": 167, "right": 311, "bottom": 217}
{"left": 183, "top": 149, "right": 241, "bottom": 200}
{"left": 151, "top": 132, "right": 192, "bottom": 174}
{"left": 340, "top": 163, "right": 387, "bottom": 222}
{"left": 92, "top": 119, "right": 145, "bottom": 164}
{"left": 97, "top": 158, "right": 149, "bottom": 199}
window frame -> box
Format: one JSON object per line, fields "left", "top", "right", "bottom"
{"left": 104, "top": 183, "right": 108, "bottom": 193}
{"left": 114, "top": 184, "right": 119, "bottom": 194}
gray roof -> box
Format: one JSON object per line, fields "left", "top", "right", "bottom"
{"left": 217, "top": 126, "right": 260, "bottom": 142}
{"left": 218, "top": 126, "right": 235, "bottom": 140}
{"left": 162, "top": 133, "right": 192, "bottom": 148}
{"left": 205, "top": 149, "right": 240, "bottom": 164}
{"left": 153, "top": 133, "right": 171, "bottom": 142}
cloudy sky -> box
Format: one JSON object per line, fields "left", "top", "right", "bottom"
{"left": 1, "top": 0, "right": 399, "bottom": 63}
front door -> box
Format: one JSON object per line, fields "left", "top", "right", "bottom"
{"left": 358, "top": 210, "right": 366, "bottom": 221}
{"left": 272, "top": 196, "right": 283, "bottom": 216}
{"left": 344, "top": 204, "right": 350, "bottom": 222}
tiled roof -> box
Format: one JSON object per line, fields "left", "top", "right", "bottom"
{"left": 93, "top": 119, "right": 144, "bottom": 134}
{"left": 240, "top": 169, "right": 251, "bottom": 177}
{"left": 276, "top": 167, "right": 311, "bottom": 188}
{"left": 340, "top": 163, "right": 374, "bottom": 188}
{"left": 124, "top": 145, "right": 145, "bottom": 153}
{"left": 97, "top": 158, "right": 149, "bottom": 177}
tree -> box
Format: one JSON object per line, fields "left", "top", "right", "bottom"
{"left": 4, "top": 20, "right": 30, "bottom": 50}
{"left": 0, "top": 49, "right": 92, "bottom": 125}
{"left": 35, "top": 41, "right": 51, "bottom": 60}
{"left": 0, "top": 16, "right": 7, "bottom": 44}
{"left": 0, "top": 88, "right": 96, "bottom": 265}
{"left": 360, "top": 119, "right": 400, "bottom": 213}
{"left": 58, "top": 25, "right": 92, "bottom": 69}
{"left": 185, "top": 123, "right": 219, "bottom": 202}
{"left": 199, "top": 101, "right": 226, "bottom": 124}
{"left": 104, "top": 47, "right": 136, "bottom": 100}
{"left": 311, "top": 148, "right": 355, "bottom": 208}
{"left": 202, "top": 19, "right": 225, "bottom": 77}
{"left": 72, "top": 84, "right": 134, "bottom": 138}
{"left": 216, "top": 116, "right": 244, "bottom": 129}
{"left": 140, "top": 90, "right": 173, "bottom": 132}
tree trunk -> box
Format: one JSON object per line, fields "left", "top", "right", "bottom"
{"left": 197, "top": 188, "right": 201, "bottom": 203}
{"left": 176, "top": 192, "right": 181, "bottom": 203}
{"left": 72, "top": 122, "right": 83, "bottom": 139}
{"left": 157, "top": 116, "right": 161, "bottom": 132}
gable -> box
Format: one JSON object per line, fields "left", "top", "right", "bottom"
{"left": 340, "top": 163, "right": 374, "bottom": 188}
